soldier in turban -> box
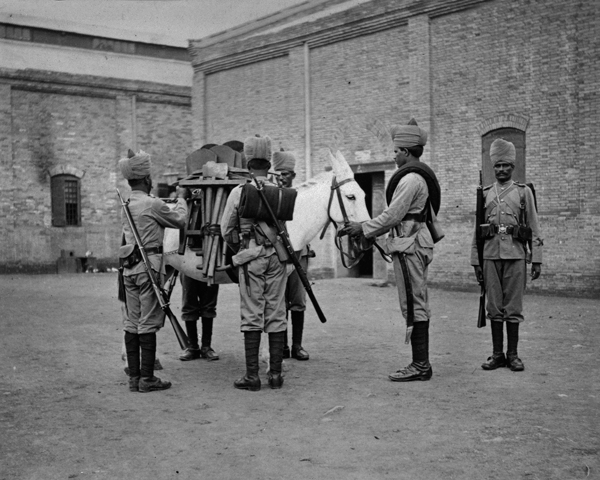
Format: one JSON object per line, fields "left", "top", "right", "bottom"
{"left": 343, "top": 118, "right": 441, "bottom": 382}
{"left": 471, "top": 138, "right": 543, "bottom": 372}
{"left": 220, "top": 135, "right": 288, "bottom": 391}
{"left": 118, "top": 149, "right": 188, "bottom": 393}
{"left": 271, "top": 150, "right": 312, "bottom": 361}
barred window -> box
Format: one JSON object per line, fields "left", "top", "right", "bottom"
{"left": 51, "top": 175, "right": 81, "bottom": 227}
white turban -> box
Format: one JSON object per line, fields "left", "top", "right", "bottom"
{"left": 119, "top": 150, "right": 151, "bottom": 180}
{"left": 490, "top": 139, "right": 516, "bottom": 165}
{"left": 244, "top": 135, "right": 272, "bottom": 162}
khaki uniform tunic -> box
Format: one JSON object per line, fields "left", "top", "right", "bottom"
{"left": 470, "top": 181, "right": 543, "bottom": 323}
{"left": 221, "top": 178, "right": 287, "bottom": 333}
{"left": 122, "top": 191, "right": 187, "bottom": 334}
{"left": 362, "top": 172, "right": 434, "bottom": 323}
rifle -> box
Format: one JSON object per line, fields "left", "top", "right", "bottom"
{"left": 250, "top": 175, "right": 327, "bottom": 323}
{"left": 116, "top": 189, "right": 190, "bottom": 349}
{"left": 475, "top": 171, "right": 486, "bottom": 328}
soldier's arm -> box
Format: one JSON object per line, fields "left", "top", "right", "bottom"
{"left": 151, "top": 197, "right": 188, "bottom": 229}
{"left": 525, "top": 186, "right": 543, "bottom": 265}
{"left": 362, "top": 175, "right": 419, "bottom": 239}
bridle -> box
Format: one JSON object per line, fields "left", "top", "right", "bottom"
{"left": 319, "top": 176, "right": 367, "bottom": 269}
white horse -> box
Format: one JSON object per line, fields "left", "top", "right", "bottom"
{"left": 162, "top": 149, "right": 371, "bottom": 278}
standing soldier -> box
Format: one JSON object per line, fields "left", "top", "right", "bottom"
{"left": 471, "top": 138, "right": 543, "bottom": 371}
{"left": 271, "top": 150, "right": 311, "bottom": 361}
{"left": 343, "top": 119, "right": 440, "bottom": 382}
{"left": 221, "top": 135, "right": 288, "bottom": 391}
{"left": 118, "top": 150, "right": 188, "bottom": 392}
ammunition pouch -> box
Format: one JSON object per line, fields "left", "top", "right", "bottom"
{"left": 119, "top": 244, "right": 142, "bottom": 269}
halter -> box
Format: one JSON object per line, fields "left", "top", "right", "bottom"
{"left": 319, "top": 176, "right": 367, "bottom": 269}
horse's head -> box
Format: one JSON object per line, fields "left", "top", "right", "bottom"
{"left": 327, "top": 150, "right": 371, "bottom": 226}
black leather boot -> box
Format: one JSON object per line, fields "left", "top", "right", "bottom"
{"left": 200, "top": 317, "right": 219, "bottom": 360}
{"left": 179, "top": 321, "right": 201, "bottom": 361}
{"left": 482, "top": 321, "right": 507, "bottom": 370}
{"left": 124, "top": 332, "right": 141, "bottom": 376}
{"left": 268, "top": 331, "right": 286, "bottom": 389}
{"left": 139, "top": 332, "right": 171, "bottom": 392}
{"left": 291, "top": 311, "right": 309, "bottom": 360}
{"left": 234, "top": 331, "right": 261, "bottom": 391}
{"left": 389, "top": 321, "right": 432, "bottom": 382}
{"left": 506, "top": 322, "right": 524, "bottom": 371}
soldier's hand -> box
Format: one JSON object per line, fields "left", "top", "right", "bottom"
{"left": 341, "top": 221, "right": 364, "bottom": 238}
{"left": 473, "top": 266, "right": 484, "bottom": 283}
{"left": 531, "top": 263, "right": 541, "bottom": 280}
{"left": 177, "top": 187, "right": 190, "bottom": 200}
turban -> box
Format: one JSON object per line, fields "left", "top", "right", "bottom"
{"left": 490, "top": 138, "right": 516, "bottom": 165}
{"left": 271, "top": 151, "right": 296, "bottom": 172}
{"left": 119, "top": 150, "right": 151, "bottom": 180}
{"left": 244, "top": 135, "right": 272, "bottom": 163}
{"left": 390, "top": 118, "right": 428, "bottom": 148}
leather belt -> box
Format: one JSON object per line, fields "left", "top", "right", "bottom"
{"left": 145, "top": 246, "right": 163, "bottom": 255}
{"left": 493, "top": 224, "right": 515, "bottom": 235}
{"left": 402, "top": 213, "right": 427, "bottom": 222}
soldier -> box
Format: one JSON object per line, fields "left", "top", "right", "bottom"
{"left": 471, "top": 138, "right": 543, "bottom": 371}
{"left": 271, "top": 150, "right": 311, "bottom": 361}
{"left": 343, "top": 119, "right": 440, "bottom": 382}
{"left": 118, "top": 150, "right": 188, "bottom": 392}
{"left": 221, "top": 135, "right": 288, "bottom": 391}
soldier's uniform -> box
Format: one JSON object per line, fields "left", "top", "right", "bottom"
{"left": 220, "top": 135, "right": 288, "bottom": 391}
{"left": 119, "top": 150, "right": 187, "bottom": 392}
{"left": 271, "top": 150, "right": 311, "bottom": 361}
{"left": 358, "top": 119, "right": 439, "bottom": 382}
{"left": 470, "top": 138, "right": 543, "bottom": 371}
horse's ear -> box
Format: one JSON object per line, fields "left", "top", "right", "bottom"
{"left": 328, "top": 148, "right": 338, "bottom": 168}
{"left": 335, "top": 150, "right": 348, "bottom": 166}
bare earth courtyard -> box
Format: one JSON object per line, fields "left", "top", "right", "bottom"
{"left": 0, "top": 274, "right": 598, "bottom": 480}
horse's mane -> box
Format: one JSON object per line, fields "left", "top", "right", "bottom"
{"left": 295, "top": 170, "right": 354, "bottom": 191}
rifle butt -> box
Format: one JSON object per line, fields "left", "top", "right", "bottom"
{"left": 166, "top": 309, "right": 190, "bottom": 350}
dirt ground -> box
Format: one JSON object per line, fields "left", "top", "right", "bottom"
{"left": 0, "top": 273, "right": 598, "bottom": 480}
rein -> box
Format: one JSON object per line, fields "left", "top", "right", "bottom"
{"left": 319, "top": 176, "right": 367, "bottom": 269}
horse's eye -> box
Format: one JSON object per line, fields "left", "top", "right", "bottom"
{"left": 346, "top": 195, "right": 355, "bottom": 200}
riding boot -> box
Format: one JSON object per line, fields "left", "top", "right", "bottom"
{"left": 124, "top": 332, "right": 141, "bottom": 392}
{"left": 506, "top": 321, "right": 524, "bottom": 371}
{"left": 291, "top": 311, "right": 309, "bottom": 360}
{"left": 234, "top": 331, "right": 261, "bottom": 391}
{"left": 283, "top": 328, "right": 290, "bottom": 359}
{"left": 179, "top": 321, "right": 201, "bottom": 361}
{"left": 389, "top": 321, "right": 432, "bottom": 382}
{"left": 139, "top": 332, "right": 171, "bottom": 392}
{"left": 268, "top": 331, "right": 286, "bottom": 389}
{"left": 200, "top": 317, "right": 219, "bottom": 360}
{"left": 482, "top": 320, "right": 506, "bottom": 370}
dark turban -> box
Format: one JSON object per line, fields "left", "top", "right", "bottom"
{"left": 390, "top": 118, "right": 428, "bottom": 148}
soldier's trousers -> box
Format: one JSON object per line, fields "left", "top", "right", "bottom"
{"left": 180, "top": 274, "right": 219, "bottom": 321}
{"left": 285, "top": 256, "right": 308, "bottom": 312}
{"left": 483, "top": 258, "right": 526, "bottom": 324}
{"left": 123, "top": 271, "right": 165, "bottom": 334}
{"left": 393, "top": 241, "right": 433, "bottom": 323}
{"left": 238, "top": 253, "right": 287, "bottom": 333}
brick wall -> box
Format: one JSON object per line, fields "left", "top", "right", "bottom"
{"left": 428, "top": 0, "right": 600, "bottom": 296}
{"left": 0, "top": 70, "right": 192, "bottom": 272}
